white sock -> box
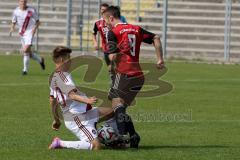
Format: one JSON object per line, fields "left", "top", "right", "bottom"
{"left": 106, "top": 118, "right": 119, "bottom": 134}
{"left": 31, "top": 52, "right": 42, "bottom": 63}
{"left": 60, "top": 140, "right": 92, "bottom": 150}
{"left": 23, "top": 55, "right": 30, "bottom": 72}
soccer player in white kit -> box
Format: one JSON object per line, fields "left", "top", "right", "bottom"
{"left": 9, "top": 0, "right": 45, "bottom": 75}
{"left": 48, "top": 46, "right": 115, "bottom": 150}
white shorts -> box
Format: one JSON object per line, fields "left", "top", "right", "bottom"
{"left": 20, "top": 32, "right": 34, "bottom": 47}
{"left": 63, "top": 107, "right": 99, "bottom": 142}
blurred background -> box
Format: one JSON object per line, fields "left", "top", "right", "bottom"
{"left": 0, "top": 0, "right": 239, "bottom": 62}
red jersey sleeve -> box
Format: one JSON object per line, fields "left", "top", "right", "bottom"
{"left": 141, "top": 28, "right": 156, "bottom": 44}
{"left": 107, "top": 30, "right": 119, "bottom": 54}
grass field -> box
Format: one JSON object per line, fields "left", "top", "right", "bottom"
{"left": 0, "top": 54, "right": 240, "bottom": 160}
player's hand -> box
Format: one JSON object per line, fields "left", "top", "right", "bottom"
{"left": 156, "top": 59, "right": 165, "bottom": 70}
{"left": 52, "top": 120, "right": 61, "bottom": 131}
{"left": 94, "top": 43, "right": 99, "bottom": 50}
{"left": 86, "top": 97, "right": 98, "bottom": 105}
{"left": 107, "top": 65, "right": 112, "bottom": 72}
{"left": 32, "top": 28, "right": 37, "bottom": 36}
{"left": 9, "top": 29, "right": 14, "bottom": 37}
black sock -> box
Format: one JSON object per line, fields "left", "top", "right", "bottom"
{"left": 125, "top": 114, "right": 136, "bottom": 137}
{"left": 114, "top": 105, "right": 127, "bottom": 135}
{"left": 123, "top": 104, "right": 136, "bottom": 137}
{"left": 104, "top": 53, "right": 111, "bottom": 66}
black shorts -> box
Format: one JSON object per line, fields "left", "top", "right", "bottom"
{"left": 108, "top": 73, "right": 145, "bottom": 106}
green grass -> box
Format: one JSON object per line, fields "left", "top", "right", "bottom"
{"left": 0, "top": 54, "right": 240, "bottom": 160}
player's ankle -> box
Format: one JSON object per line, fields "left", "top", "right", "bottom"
{"left": 91, "top": 140, "right": 101, "bottom": 150}
{"left": 92, "top": 144, "right": 101, "bottom": 150}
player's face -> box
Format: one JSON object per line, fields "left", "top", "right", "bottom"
{"left": 55, "top": 54, "right": 71, "bottom": 70}
{"left": 100, "top": 6, "right": 108, "bottom": 15}
{"left": 19, "top": 0, "right": 27, "bottom": 9}
{"left": 64, "top": 57, "right": 71, "bottom": 71}
{"left": 103, "top": 14, "right": 114, "bottom": 28}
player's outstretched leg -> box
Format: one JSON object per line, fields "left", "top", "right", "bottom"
{"left": 30, "top": 52, "right": 45, "bottom": 70}
{"left": 48, "top": 137, "right": 100, "bottom": 150}
{"left": 48, "top": 137, "right": 62, "bottom": 149}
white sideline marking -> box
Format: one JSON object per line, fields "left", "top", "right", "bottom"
{"left": 173, "top": 79, "right": 240, "bottom": 82}
{"left": 0, "top": 82, "right": 47, "bottom": 87}
{"left": 135, "top": 120, "right": 240, "bottom": 123}
{"left": 0, "top": 116, "right": 239, "bottom": 123}
{"left": 0, "top": 78, "right": 239, "bottom": 87}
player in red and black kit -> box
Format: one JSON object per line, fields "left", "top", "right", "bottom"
{"left": 92, "top": 3, "right": 111, "bottom": 69}
{"left": 103, "top": 6, "right": 165, "bottom": 148}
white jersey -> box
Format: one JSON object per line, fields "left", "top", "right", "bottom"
{"left": 49, "top": 71, "right": 89, "bottom": 114}
{"left": 12, "top": 6, "right": 39, "bottom": 36}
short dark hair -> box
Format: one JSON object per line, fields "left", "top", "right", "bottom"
{"left": 104, "top": 6, "right": 121, "bottom": 19}
{"left": 100, "top": 3, "right": 109, "bottom": 8}
{"left": 52, "top": 46, "right": 72, "bottom": 61}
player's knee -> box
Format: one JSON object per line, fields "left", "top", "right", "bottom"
{"left": 22, "top": 48, "right": 27, "bottom": 53}
{"left": 22, "top": 49, "right": 30, "bottom": 54}
{"left": 91, "top": 139, "right": 101, "bottom": 150}
{"left": 112, "top": 98, "right": 124, "bottom": 108}
{"left": 23, "top": 46, "right": 31, "bottom": 53}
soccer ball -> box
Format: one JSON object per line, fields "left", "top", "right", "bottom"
{"left": 97, "top": 124, "right": 117, "bottom": 145}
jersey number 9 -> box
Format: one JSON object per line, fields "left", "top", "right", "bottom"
{"left": 128, "top": 34, "right": 136, "bottom": 57}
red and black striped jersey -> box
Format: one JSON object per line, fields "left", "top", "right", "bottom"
{"left": 93, "top": 18, "right": 109, "bottom": 52}
{"left": 106, "top": 23, "right": 155, "bottom": 76}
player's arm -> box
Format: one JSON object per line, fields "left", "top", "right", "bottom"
{"left": 142, "top": 28, "right": 165, "bottom": 69}
{"left": 92, "top": 22, "right": 99, "bottom": 50}
{"left": 106, "top": 30, "right": 119, "bottom": 61}
{"left": 153, "top": 35, "right": 164, "bottom": 69}
{"left": 49, "top": 96, "right": 61, "bottom": 131}
{"left": 9, "top": 22, "right": 16, "bottom": 37}
{"left": 10, "top": 10, "right": 17, "bottom": 36}
{"left": 32, "top": 8, "right": 40, "bottom": 36}
{"left": 65, "top": 74, "right": 97, "bottom": 104}
{"left": 68, "top": 89, "right": 97, "bottom": 105}
{"left": 32, "top": 20, "right": 40, "bottom": 36}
